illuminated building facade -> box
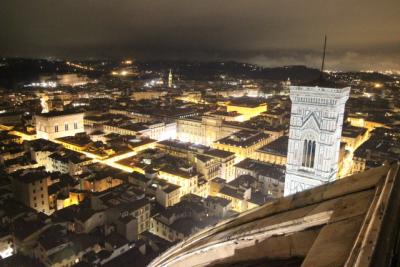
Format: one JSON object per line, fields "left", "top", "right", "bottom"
{"left": 284, "top": 84, "right": 350, "bottom": 196}
{"left": 175, "top": 91, "right": 202, "bottom": 103}
{"left": 156, "top": 140, "right": 236, "bottom": 182}
{"left": 35, "top": 111, "right": 84, "bottom": 140}
{"left": 130, "top": 90, "right": 167, "bottom": 101}
{"left": 103, "top": 121, "right": 176, "bottom": 141}
{"left": 177, "top": 116, "right": 239, "bottom": 146}
{"left": 213, "top": 130, "right": 272, "bottom": 161}
{"left": 347, "top": 115, "right": 389, "bottom": 132}
{"left": 158, "top": 166, "right": 198, "bottom": 196}
{"left": 156, "top": 180, "right": 181, "bottom": 208}
{"left": 12, "top": 169, "right": 50, "bottom": 214}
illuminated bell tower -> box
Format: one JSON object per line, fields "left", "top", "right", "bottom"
{"left": 284, "top": 83, "right": 350, "bottom": 196}
{"left": 168, "top": 69, "right": 173, "bottom": 88}
{"left": 283, "top": 77, "right": 291, "bottom": 95}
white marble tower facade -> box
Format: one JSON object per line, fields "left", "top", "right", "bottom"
{"left": 284, "top": 84, "right": 350, "bottom": 196}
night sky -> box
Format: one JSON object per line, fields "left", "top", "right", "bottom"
{"left": 1, "top": 0, "right": 399, "bottom": 71}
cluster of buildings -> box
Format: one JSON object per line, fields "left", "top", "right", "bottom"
{"left": 0, "top": 62, "right": 399, "bottom": 266}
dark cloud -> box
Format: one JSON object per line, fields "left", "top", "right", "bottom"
{"left": 0, "top": 0, "right": 399, "bottom": 70}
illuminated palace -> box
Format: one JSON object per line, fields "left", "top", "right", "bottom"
{"left": 177, "top": 116, "right": 240, "bottom": 146}
{"left": 284, "top": 81, "right": 350, "bottom": 195}
{"left": 35, "top": 111, "right": 85, "bottom": 140}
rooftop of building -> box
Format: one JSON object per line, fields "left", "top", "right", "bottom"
{"left": 13, "top": 217, "right": 48, "bottom": 241}
{"left": 84, "top": 113, "right": 128, "bottom": 122}
{"left": 227, "top": 97, "right": 267, "bottom": 108}
{"left": 35, "top": 110, "right": 84, "bottom": 118}
{"left": 228, "top": 174, "right": 258, "bottom": 189}
{"left": 12, "top": 167, "right": 50, "bottom": 184}
{"left": 37, "top": 224, "right": 68, "bottom": 251}
{"left": 215, "top": 130, "right": 270, "bottom": 147}
{"left": 128, "top": 171, "right": 151, "bottom": 184}
{"left": 156, "top": 199, "right": 206, "bottom": 221}
{"left": 74, "top": 207, "right": 100, "bottom": 222}
{"left": 205, "top": 195, "right": 231, "bottom": 207}
{"left": 169, "top": 217, "right": 199, "bottom": 236}
{"left": 262, "top": 107, "right": 289, "bottom": 116}
{"left": 219, "top": 186, "right": 247, "bottom": 200}
{"left": 49, "top": 149, "right": 89, "bottom": 164}
{"left": 107, "top": 194, "right": 149, "bottom": 214}
{"left": 105, "top": 121, "right": 149, "bottom": 132}
{"left": 157, "top": 139, "right": 235, "bottom": 159}
{"left": 26, "top": 138, "right": 61, "bottom": 151}
{"left": 227, "top": 119, "right": 287, "bottom": 132}
{"left": 56, "top": 134, "right": 92, "bottom": 147}
{"left": 258, "top": 135, "right": 289, "bottom": 156}
{"left": 158, "top": 181, "right": 180, "bottom": 193}
{"left": 105, "top": 232, "right": 129, "bottom": 248}
{"left": 47, "top": 233, "right": 100, "bottom": 264}
{"left": 203, "top": 149, "right": 235, "bottom": 159}
{"left": 342, "top": 124, "right": 368, "bottom": 138}
{"left": 159, "top": 165, "right": 197, "bottom": 179}
{"left": 249, "top": 191, "right": 274, "bottom": 206}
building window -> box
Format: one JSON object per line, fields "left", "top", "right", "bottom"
{"left": 55, "top": 125, "right": 59, "bottom": 132}
{"left": 74, "top": 122, "right": 78, "bottom": 129}
{"left": 302, "top": 139, "right": 316, "bottom": 168}
{"left": 65, "top": 124, "right": 69, "bottom": 131}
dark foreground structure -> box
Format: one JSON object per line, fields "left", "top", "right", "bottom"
{"left": 149, "top": 161, "right": 400, "bottom": 267}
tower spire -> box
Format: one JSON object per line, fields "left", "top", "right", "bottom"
{"left": 168, "top": 69, "right": 173, "bottom": 88}
{"left": 320, "top": 35, "right": 327, "bottom": 79}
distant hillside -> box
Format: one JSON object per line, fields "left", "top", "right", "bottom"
{"left": 138, "top": 61, "right": 322, "bottom": 81}
{"left": 1, "top": 58, "right": 394, "bottom": 90}
{"left": 342, "top": 71, "right": 395, "bottom": 82}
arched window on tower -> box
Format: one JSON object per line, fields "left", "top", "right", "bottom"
{"left": 310, "top": 141, "right": 316, "bottom": 168}
{"left": 302, "top": 139, "right": 316, "bottom": 168}
{"left": 302, "top": 140, "right": 308, "bottom": 167}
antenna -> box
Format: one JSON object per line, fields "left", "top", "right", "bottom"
{"left": 320, "top": 35, "right": 327, "bottom": 78}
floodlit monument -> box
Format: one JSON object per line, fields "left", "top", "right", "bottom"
{"left": 284, "top": 82, "right": 350, "bottom": 195}
{"left": 35, "top": 111, "right": 84, "bottom": 140}
{"left": 284, "top": 37, "right": 351, "bottom": 196}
